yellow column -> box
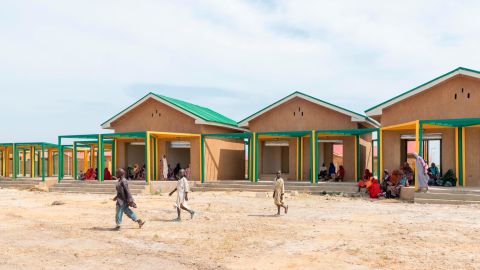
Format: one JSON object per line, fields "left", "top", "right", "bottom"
{"left": 146, "top": 132, "right": 151, "bottom": 182}
{"left": 300, "top": 137, "right": 303, "bottom": 181}
{"left": 296, "top": 137, "right": 299, "bottom": 181}
{"left": 379, "top": 129, "right": 383, "bottom": 180}
{"left": 455, "top": 128, "right": 459, "bottom": 183}
{"left": 462, "top": 127, "right": 466, "bottom": 187}
{"left": 354, "top": 136, "right": 358, "bottom": 181}
{"left": 48, "top": 149, "right": 52, "bottom": 176}
{"left": 31, "top": 146, "right": 35, "bottom": 178}
{"left": 83, "top": 150, "right": 88, "bottom": 172}
{"left": 414, "top": 120, "right": 420, "bottom": 191}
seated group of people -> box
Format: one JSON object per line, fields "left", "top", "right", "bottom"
{"left": 318, "top": 163, "right": 345, "bottom": 182}
{"left": 357, "top": 169, "right": 382, "bottom": 199}
{"left": 128, "top": 164, "right": 145, "bottom": 180}
{"left": 79, "top": 167, "right": 113, "bottom": 180}
{"left": 165, "top": 163, "right": 191, "bottom": 180}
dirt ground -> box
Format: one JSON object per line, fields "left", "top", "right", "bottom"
{"left": 0, "top": 188, "right": 479, "bottom": 270}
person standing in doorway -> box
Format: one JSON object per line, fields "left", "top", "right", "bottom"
{"left": 169, "top": 169, "right": 195, "bottom": 221}
{"left": 273, "top": 171, "right": 288, "bottom": 216}
{"left": 413, "top": 152, "right": 429, "bottom": 192}
{"left": 113, "top": 168, "right": 145, "bottom": 230}
{"left": 162, "top": 154, "right": 168, "bottom": 180}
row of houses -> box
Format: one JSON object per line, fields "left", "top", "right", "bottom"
{"left": 1, "top": 67, "right": 480, "bottom": 189}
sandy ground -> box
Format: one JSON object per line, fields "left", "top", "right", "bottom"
{"left": 0, "top": 188, "right": 479, "bottom": 270}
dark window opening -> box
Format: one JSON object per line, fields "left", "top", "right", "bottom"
{"left": 298, "top": 107, "right": 300, "bottom": 112}
{"left": 293, "top": 112, "right": 296, "bottom": 116}
{"left": 301, "top": 112, "right": 304, "bottom": 116}
{"left": 151, "top": 113, "right": 154, "bottom": 117}
{"left": 454, "top": 93, "right": 457, "bottom": 99}
{"left": 468, "top": 93, "right": 470, "bottom": 98}
{"left": 462, "top": 88, "right": 464, "bottom": 93}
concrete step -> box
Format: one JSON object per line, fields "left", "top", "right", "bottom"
{"left": 49, "top": 187, "right": 144, "bottom": 194}
{"left": 191, "top": 187, "right": 354, "bottom": 194}
{"left": 415, "top": 192, "right": 480, "bottom": 201}
{"left": 414, "top": 198, "right": 480, "bottom": 205}
{"left": 423, "top": 188, "right": 480, "bottom": 195}
{"left": 0, "top": 183, "right": 37, "bottom": 189}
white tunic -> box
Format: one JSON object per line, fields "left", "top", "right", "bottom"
{"left": 162, "top": 157, "right": 168, "bottom": 179}
{"left": 176, "top": 177, "right": 190, "bottom": 208}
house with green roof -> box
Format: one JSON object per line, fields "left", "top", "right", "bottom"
{"left": 97, "top": 92, "right": 247, "bottom": 182}
{"left": 239, "top": 91, "right": 379, "bottom": 183}
{"left": 366, "top": 67, "right": 480, "bottom": 188}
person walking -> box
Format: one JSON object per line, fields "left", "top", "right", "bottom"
{"left": 113, "top": 168, "right": 145, "bottom": 230}
{"left": 273, "top": 171, "right": 288, "bottom": 216}
{"left": 169, "top": 169, "right": 195, "bottom": 221}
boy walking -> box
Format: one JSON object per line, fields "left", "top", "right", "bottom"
{"left": 169, "top": 169, "right": 195, "bottom": 221}
{"left": 273, "top": 171, "right": 288, "bottom": 215}
{"left": 113, "top": 168, "right": 145, "bottom": 230}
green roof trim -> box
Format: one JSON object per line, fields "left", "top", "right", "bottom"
{"left": 238, "top": 91, "right": 370, "bottom": 125}
{"left": 203, "top": 133, "right": 252, "bottom": 139}
{"left": 365, "top": 67, "right": 480, "bottom": 113}
{"left": 258, "top": 130, "right": 312, "bottom": 137}
{"left": 101, "top": 92, "right": 238, "bottom": 128}
{"left": 422, "top": 118, "right": 480, "bottom": 127}
{"left": 316, "top": 128, "right": 378, "bottom": 135}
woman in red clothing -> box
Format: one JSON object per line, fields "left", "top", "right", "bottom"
{"left": 368, "top": 178, "right": 382, "bottom": 198}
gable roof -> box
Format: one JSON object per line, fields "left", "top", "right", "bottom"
{"left": 101, "top": 92, "right": 241, "bottom": 130}
{"left": 238, "top": 91, "right": 378, "bottom": 127}
{"left": 365, "top": 67, "right": 480, "bottom": 116}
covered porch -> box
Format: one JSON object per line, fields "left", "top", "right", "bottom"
{"left": 379, "top": 118, "right": 480, "bottom": 189}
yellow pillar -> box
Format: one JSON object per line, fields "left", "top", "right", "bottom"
{"left": 379, "top": 129, "right": 383, "bottom": 180}
{"left": 455, "top": 127, "right": 459, "bottom": 183}
{"left": 354, "top": 136, "right": 358, "bottom": 181}
{"left": 31, "top": 146, "right": 35, "bottom": 178}
{"left": 145, "top": 132, "right": 151, "bottom": 182}
{"left": 414, "top": 120, "right": 420, "bottom": 191}
{"left": 462, "top": 127, "right": 466, "bottom": 187}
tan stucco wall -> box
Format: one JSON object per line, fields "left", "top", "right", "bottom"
{"left": 380, "top": 75, "right": 480, "bottom": 126}
{"left": 204, "top": 138, "right": 245, "bottom": 181}
{"left": 110, "top": 98, "right": 201, "bottom": 133}
{"left": 247, "top": 97, "right": 357, "bottom": 132}
{"left": 108, "top": 97, "right": 243, "bottom": 181}
{"left": 465, "top": 127, "right": 480, "bottom": 187}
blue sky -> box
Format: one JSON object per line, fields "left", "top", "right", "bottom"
{"left": 1, "top": 0, "right": 480, "bottom": 142}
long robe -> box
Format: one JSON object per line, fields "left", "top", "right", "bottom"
{"left": 413, "top": 153, "right": 429, "bottom": 189}
{"left": 176, "top": 177, "right": 190, "bottom": 208}
{"left": 162, "top": 157, "right": 168, "bottom": 180}
{"left": 273, "top": 178, "right": 285, "bottom": 206}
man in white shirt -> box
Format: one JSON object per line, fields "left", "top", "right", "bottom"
{"left": 169, "top": 169, "right": 195, "bottom": 221}
{"left": 162, "top": 155, "right": 168, "bottom": 180}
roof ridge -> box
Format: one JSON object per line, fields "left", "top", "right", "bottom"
{"left": 238, "top": 91, "right": 368, "bottom": 125}
{"left": 365, "top": 67, "right": 480, "bottom": 113}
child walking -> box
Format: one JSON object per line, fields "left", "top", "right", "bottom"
{"left": 169, "top": 169, "right": 195, "bottom": 221}
{"left": 113, "top": 168, "right": 145, "bottom": 230}
{"left": 273, "top": 171, "right": 288, "bottom": 215}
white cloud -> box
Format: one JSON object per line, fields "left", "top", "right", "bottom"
{"left": 0, "top": 0, "right": 480, "bottom": 141}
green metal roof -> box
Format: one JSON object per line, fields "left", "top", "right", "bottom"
{"left": 239, "top": 91, "right": 371, "bottom": 125}
{"left": 102, "top": 93, "right": 238, "bottom": 128}
{"left": 365, "top": 67, "right": 480, "bottom": 113}
{"left": 422, "top": 118, "right": 480, "bottom": 127}
{"left": 152, "top": 93, "right": 238, "bottom": 127}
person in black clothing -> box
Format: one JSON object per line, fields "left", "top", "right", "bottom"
{"left": 113, "top": 168, "right": 145, "bottom": 230}
{"left": 173, "top": 163, "right": 181, "bottom": 179}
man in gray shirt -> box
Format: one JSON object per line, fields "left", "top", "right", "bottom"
{"left": 113, "top": 168, "right": 145, "bottom": 230}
